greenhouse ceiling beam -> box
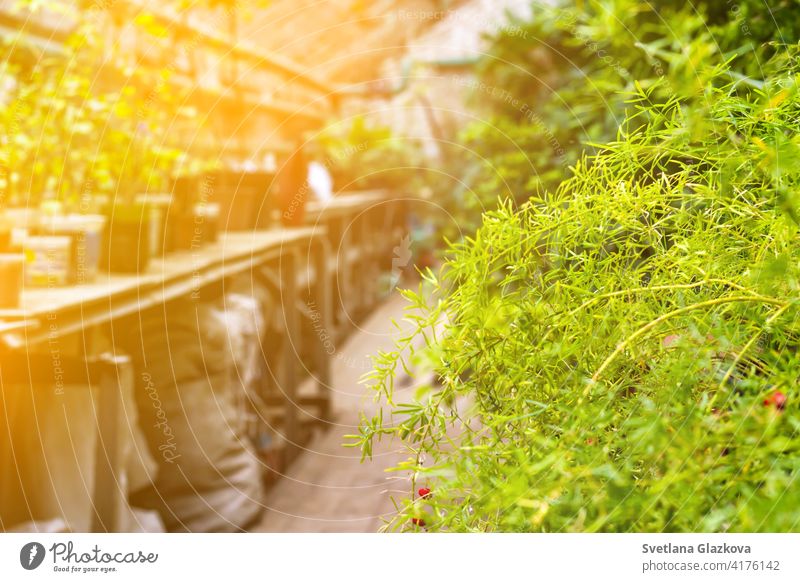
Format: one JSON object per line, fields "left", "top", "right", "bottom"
{"left": 0, "top": 4, "right": 334, "bottom": 99}
{"left": 0, "top": 6, "right": 329, "bottom": 124}
{"left": 142, "top": 62, "right": 328, "bottom": 124}
{"left": 123, "top": 1, "right": 335, "bottom": 97}
{"left": 0, "top": 9, "right": 71, "bottom": 44}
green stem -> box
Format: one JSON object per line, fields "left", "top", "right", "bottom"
{"left": 565, "top": 278, "right": 753, "bottom": 318}
{"left": 589, "top": 295, "right": 787, "bottom": 387}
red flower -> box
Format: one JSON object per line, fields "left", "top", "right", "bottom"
{"left": 411, "top": 518, "right": 426, "bottom": 527}
{"left": 763, "top": 391, "right": 787, "bottom": 411}
{"left": 418, "top": 487, "right": 432, "bottom": 499}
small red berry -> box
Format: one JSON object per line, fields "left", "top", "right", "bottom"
{"left": 411, "top": 517, "right": 425, "bottom": 527}
{"left": 418, "top": 487, "right": 431, "bottom": 499}
{"left": 763, "top": 391, "right": 787, "bottom": 411}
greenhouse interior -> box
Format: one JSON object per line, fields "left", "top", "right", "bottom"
{"left": 1, "top": 0, "right": 800, "bottom": 537}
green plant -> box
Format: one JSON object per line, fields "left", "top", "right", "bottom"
{"left": 457, "top": 0, "right": 800, "bottom": 219}
{"left": 355, "top": 42, "right": 800, "bottom": 532}
{"left": 0, "top": 1, "right": 202, "bottom": 209}
{"left": 317, "top": 115, "right": 425, "bottom": 191}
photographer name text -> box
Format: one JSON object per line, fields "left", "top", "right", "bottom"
{"left": 643, "top": 543, "right": 751, "bottom": 555}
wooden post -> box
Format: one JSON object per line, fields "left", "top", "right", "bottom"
{"left": 0, "top": 351, "right": 129, "bottom": 532}
{"left": 339, "top": 214, "right": 355, "bottom": 334}
{"left": 281, "top": 246, "right": 301, "bottom": 462}
{"left": 360, "top": 210, "right": 376, "bottom": 312}
{"left": 311, "top": 237, "right": 333, "bottom": 422}
{"left": 332, "top": 215, "right": 347, "bottom": 339}
{"left": 91, "top": 354, "right": 130, "bottom": 533}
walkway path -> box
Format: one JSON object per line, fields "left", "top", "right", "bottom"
{"left": 252, "top": 293, "right": 417, "bottom": 532}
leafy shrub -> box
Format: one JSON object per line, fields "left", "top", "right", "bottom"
{"left": 317, "top": 116, "right": 425, "bottom": 191}
{"left": 460, "top": 0, "right": 800, "bottom": 214}
{"left": 355, "top": 43, "right": 800, "bottom": 531}
{"left": 0, "top": 1, "right": 217, "bottom": 208}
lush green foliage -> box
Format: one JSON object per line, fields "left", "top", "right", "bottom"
{"left": 356, "top": 3, "right": 800, "bottom": 532}
{"left": 317, "top": 115, "right": 425, "bottom": 191}
{"left": 0, "top": 1, "right": 218, "bottom": 209}
{"left": 461, "top": 0, "right": 800, "bottom": 214}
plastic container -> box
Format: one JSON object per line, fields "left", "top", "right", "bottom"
{"left": 3, "top": 207, "right": 41, "bottom": 250}
{"left": 136, "top": 194, "right": 173, "bottom": 258}
{"left": 0, "top": 254, "right": 24, "bottom": 308}
{"left": 103, "top": 204, "right": 152, "bottom": 274}
{"left": 38, "top": 214, "right": 106, "bottom": 284}
{"left": 171, "top": 175, "right": 199, "bottom": 214}
{"left": 206, "top": 171, "right": 272, "bottom": 232}
{"left": 22, "top": 236, "right": 72, "bottom": 287}
{"left": 166, "top": 177, "right": 199, "bottom": 252}
{"left": 195, "top": 202, "right": 220, "bottom": 243}
{"left": 165, "top": 212, "right": 194, "bottom": 252}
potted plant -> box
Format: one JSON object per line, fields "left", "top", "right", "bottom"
{"left": 98, "top": 106, "right": 188, "bottom": 271}
{"left": 165, "top": 174, "right": 201, "bottom": 251}
{"left": 100, "top": 126, "right": 155, "bottom": 273}
{"left": 135, "top": 192, "right": 174, "bottom": 258}
{"left": 37, "top": 212, "right": 106, "bottom": 284}
{"left": 206, "top": 168, "right": 271, "bottom": 232}
{"left": 103, "top": 201, "right": 152, "bottom": 273}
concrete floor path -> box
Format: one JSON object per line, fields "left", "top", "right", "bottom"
{"left": 252, "top": 293, "right": 418, "bottom": 532}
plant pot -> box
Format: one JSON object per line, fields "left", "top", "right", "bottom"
{"left": 22, "top": 235, "right": 72, "bottom": 287}
{"left": 166, "top": 176, "right": 201, "bottom": 251}
{"left": 171, "top": 175, "right": 199, "bottom": 214}
{"left": 3, "top": 207, "right": 41, "bottom": 251}
{"left": 195, "top": 202, "right": 220, "bottom": 244}
{"left": 0, "top": 254, "right": 24, "bottom": 308}
{"left": 37, "top": 214, "right": 107, "bottom": 284}
{"left": 165, "top": 211, "right": 196, "bottom": 252}
{"left": 136, "top": 194, "right": 173, "bottom": 258}
{"left": 206, "top": 170, "right": 272, "bottom": 232}
{"left": 103, "top": 204, "right": 152, "bottom": 274}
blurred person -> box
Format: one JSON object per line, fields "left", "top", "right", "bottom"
{"left": 307, "top": 156, "right": 334, "bottom": 203}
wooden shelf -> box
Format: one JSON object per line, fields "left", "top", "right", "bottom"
{"left": 0, "top": 227, "right": 324, "bottom": 347}
{"left": 305, "top": 190, "right": 391, "bottom": 221}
